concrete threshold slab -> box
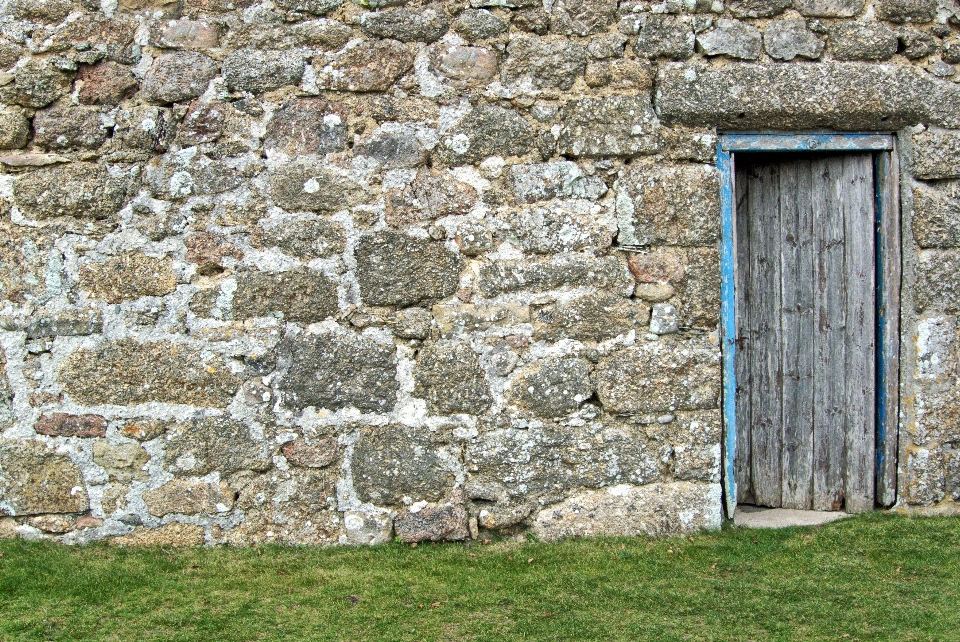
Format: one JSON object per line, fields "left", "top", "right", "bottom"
{"left": 733, "top": 505, "right": 851, "bottom": 529}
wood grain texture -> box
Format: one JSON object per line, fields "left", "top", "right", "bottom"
{"left": 779, "top": 159, "right": 816, "bottom": 510}
{"left": 748, "top": 161, "right": 783, "bottom": 508}
{"left": 735, "top": 151, "right": 881, "bottom": 512}
{"left": 812, "top": 156, "right": 848, "bottom": 511}
{"left": 734, "top": 167, "right": 754, "bottom": 504}
{"left": 877, "top": 149, "right": 901, "bottom": 507}
{"left": 842, "top": 154, "right": 877, "bottom": 513}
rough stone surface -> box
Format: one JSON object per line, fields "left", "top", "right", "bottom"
{"left": 360, "top": 5, "right": 450, "bottom": 43}
{"left": 533, "top": 292, "right": 649, "bottom": 342}
{"left": 149, "top": 19, "right": 222, "bottom": 49}
{"left": 875, "top": 0, "right": 936, "bottom": 23}
{"left": 629, "top": 14, "right": 694, "bottom": 60}
{"left": 35, "top": 414, "right": 107, "bottom": 438}
{"left": 355, "top": 232, "right": 463, "bottom": 307}
{"left": 550, "top": 0, "right": 617, "bottom": 37}
{"left": 315, "top": 40, "right": 414, "bottom": 92}
{"left": 557, "top": 96, "right": 661, "bottom": 158}
{"left": 508, "top": 357, "right": 594, "bottom": 418}
{"left": 79, "top": 253, "right": 177, "bottom": 304}
{"left": 531, "top": 482, "right": 721, "bottom": 540}
{"left": 828, "top": 23, "right": 897, "bottom": 62}
{"left": 478, "top": 254, "right": 631, "bottom": 297}
{"left": 143, "top": 480, "right": 235, "bottom": 517}
{"left": 596, "top": 337, "right": 721, "bottom": 414}
{"left": 352, "top": 424, "right": 454, "bottom": 505}
{"left": 507, "top": 162, "right": 607, "bottom": 203}
{"left": 793, "top": 0, "right": 863, "bottom": 17}
{"left": 454, "top": 9, "right": 509, "bottom": 40}
{"left": 0, "top": 440, "right": 88, "bottom": 516}
{"left": 228, "top": 467, "right": 340, "bottom": 545}
{"left": 264, "top": 99, "right": 348, "bottom": 157}
{"left": 279, "top": 330, "right": 398, "bottom": 412}
{"left": 504, "top": 35, "right": 587, "bottom": 90}
{"left": 697, "top": 20, "right": 762, "bottom": 60}
{"left": 112, "top": 523, "right": 206, "bottom": 547}
{"left": 255, "top": 216, "right": 346, "bottom": 259}
{"left": 386, "top": 169, "right": 477, "bottom": 225}
{"left": 142, "top": 52, "right": 219, "bottom": 104}
{"left": 93, "top": 442, "right": 149, "bottom": 483}
{"left": 59, "top": 339, "right": 241, "bottom": 407}
{"left": 1, "top": 59, "right": 73, "bottom": 109}
{"left": 764, "top": 19, "right": 824, "bottom": 61}
{"left": 0, "top": 109, "right": 30, "bottom": 150}
{"left": 395, "top": 503, "right": 469, "bottom": 542}
{"left": 438, "top": 104, "right": 534, "bottom": 165}
{"left": 914, "top": 182, "right": 960, "bottom": 248}
{"left": 77, "top": 62, "right": 139, "bottom": 106}
{"left": 616, "top": 163, "right": 720, "bottom": 246}
{"left": 223, "top": 50, "right": 305, "bottom": 94}
{"left": 282, "top": 438, "right": 340, "bottom": 468}
{"left": 269, "top": 160, "right": 363, "bottom": 213}
{"left": 415, "top": 341, "right": 492, "bottom": 414}
{"left": 355, "top": 123, "right": 428, "bottom": 169}
{"left": 275, "top": 0, "right": 343, "bottom": 14}
{"left": 14, "top": 163, "right": 129, "bottom": 220}
{"left": 165, "top": 417, "right": 273, "bottom": 475}
{"left": 428, "top": 44, "right": 500, "bottom": 88}
{"left": 916, "top": 250, "right": 960, "bottom": 313}
{"left": 34, "top": 106, "right": 110, "bottom": 151}
{"left": 467, "top": 422, "right": 660, "bottom": 507}
{"left": 232, "top": 268, "right": 339, "bottom": 323}
{"left": 656, "top": 62, "right": 960, "bottom": 130}
{"left": 913, "top": 130, "right": 960, "bottom": 180}
{"left": 0, "top": 0, "right": 949, "bottom": 545}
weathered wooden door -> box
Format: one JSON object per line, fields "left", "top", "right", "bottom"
{"left": 734, "top": 152, "right": 876, "bottom": 513}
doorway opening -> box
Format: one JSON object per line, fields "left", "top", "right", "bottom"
{"left": 718, "top": 134, "right": 901, "bottom": 518}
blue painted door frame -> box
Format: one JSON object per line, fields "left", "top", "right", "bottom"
{"left": 717, "top": 133, "right": 900, "bottom": 517}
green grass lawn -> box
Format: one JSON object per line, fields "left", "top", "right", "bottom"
{"left": 0, "top": 513, "right": 958, "bottom": 641}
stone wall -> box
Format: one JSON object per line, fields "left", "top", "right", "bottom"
{"left": 0, "top": 0, "right": 957, "bottom": 545}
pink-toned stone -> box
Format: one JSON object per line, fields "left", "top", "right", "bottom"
{"left": 77, "top": 62, "right": 139, "bottom": 106}
{"left": 149, "top": 20, "right": 221, "bottom": 49}
{"left": 35, "top": 413, "right": 107, "bottom": 438}
{"left": 429, "top": 44, "right": 498, "bottom": 87}
{"left": 281, "top": 438, "right": 340, "bottom": 468}
{"left": 76, "top": 516, "right": 104, "bottom": 529}
{"left": 627, "top": 250, "right": 685, "bottom": 284}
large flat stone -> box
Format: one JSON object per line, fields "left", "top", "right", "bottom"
{"left": 352, "top": 424, "right": 455, "bottom": 506}
{"left": 0, "top": 440, "right": 89, "bottom": 516}
{"left": 531, "top": 481, "right": 722, "bottom": 540}
{"left": 14, "top": 163, "right": 130, "bottom": 220}
{"left": 231, "top": 268, "right": 339, "bottom": 323}
{"left": 656, "top": 63, "right": 960, "bottom": 129}
{"left": 355, "top": 232, "right": 463, "bottom": 307}
{"left": 165, "top": 416, "right": 273, "bottom": 475}
{"left": 596, "top": 337, "right": 721, "bottom": 415}
{"left": 59, "top": 339, "right": 241, "bottom": 407}
{"left": 615, "top": 162, "right": 720, "bottom": 247}
{"left": 278, "top": 330, "right": 398, "bottom": 412}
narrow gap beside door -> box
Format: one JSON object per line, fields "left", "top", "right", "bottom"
{"left": 734, "top": 152, "right": 877, "bottom": 513}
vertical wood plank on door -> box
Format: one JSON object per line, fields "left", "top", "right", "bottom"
{"left": 876, "top": 150, "right": 901, "bottom": 507}
{"left": 749, "top": 162, "right": 783, "bottom": 508}
{"left": 843, "top": 154, "right": 877, "bottom": 512}
{"left": 734, "top": 168, "right": 754, "bottom": 504}
{"left": 780, "top": 159, "right": 816, "bottom": 510}
{"left": 812, "top": 157, "right": 847, "bottom": 511}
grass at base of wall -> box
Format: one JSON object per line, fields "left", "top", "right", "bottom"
{"left": 1, "top": 513, "right": 958, "bottom": 642}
